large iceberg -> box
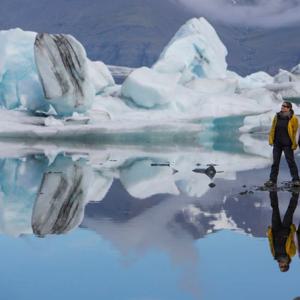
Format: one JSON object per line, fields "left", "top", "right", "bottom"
{"left": 34, "top": 33, "right": 95, "bottom": 115}
{"left": 153, "top": 17, "right": 228, "bottom": 82}
{"left": 120, "top": 17, "right": 281, "bottom": 118}
{"left": 265, "top": 68, "right": 300, "bottom": 100}
{"left": 0, "top": 29, "right": 114, "bottom": 116}
{"left": 0, "top": 29, "right": 49, "bottom": 112}
{"left": 0, "top": 16, "right": 299, "bottom": 138}
{"left": 121, "top": 66, "right": 277, "bottom": 116}
{"left": 121, "top": 67, "right": 200, "bottom": 110}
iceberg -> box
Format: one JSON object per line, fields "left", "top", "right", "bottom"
{"left": 153, "top": 17, "right": 228, "bottom": 82}
{"left": 121, "top": 67, "right": 275, "bottom": 116}
{"left": 239, "top": 111, "right": 275, "bottom": 133}
{"left": 88, "top": 61, "right": 115, "bottom": 94}
{"left": 0, "top": 17, "right": 299, "bottom": 139}
{"left": 34, "top": 33, "right": 96, "bottom": 115}
{"left": 121, "top": 67, "right": 182, "bottom": 109}
{"left": 264, "top": 67, "right": 300, "bottom": 100}
{"left": 291, "top": 64, "right": 300, "bottom": 75}
{"left": 236, "top": 71, "right": 274, "bottom": 90}
{"left": 0, "top": 29, "right": 114, "bottom": 116}
{"left": 0, "top": 29, "right": 49, "bottom": 112}
{"left": 184, "top": 77, "right": 237, "bottom": 95}
{"left": 120, "top": 67, "right": 219, "bottom": 112}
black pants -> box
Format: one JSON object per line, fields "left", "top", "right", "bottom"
{"left": 270, "top": 144, "right": 299, "bottom": 182}
{"left": 270, "top": 192, "right": 298, "bottom": 230}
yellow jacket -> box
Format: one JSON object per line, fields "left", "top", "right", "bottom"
{"left": 269, "top": 113, "right": 299, "bottom": 150}
{"left": 267, "top": 224, "right": 297, "bottom": 259}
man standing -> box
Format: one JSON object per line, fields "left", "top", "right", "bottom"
{"left": 265, "top": 102, "right": 300, "bottom": 187}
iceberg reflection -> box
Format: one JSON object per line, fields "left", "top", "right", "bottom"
{"left": 0, "top": 140, "right": 282, "bottom": 240}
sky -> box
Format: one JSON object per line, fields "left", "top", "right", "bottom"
{"left": 177, "top": 0, "right": 300, "bottom": 28}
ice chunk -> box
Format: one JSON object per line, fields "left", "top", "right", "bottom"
{"left": 239, "top": 102, "right": 300, "bottom": 134}
{"left": 239, "top": 134, "right": 272, "bottom": 158}
{"left": 239, "top": 111, "right": 274, "bottom": 133}
{"left": 88, "top": 60, "right": 115, "bottom": 94}
{"left": 184, "top": 77, "right": 237, "bottom": 95}
{"left": 274, "top": 69, "right": 296, "bottom": 83}
{"left": 44, "top": 116, "right": 65, "bottom": 127}
{"left": 153, "top": 17, "right": 228, "bottom": 81}
{"left": 237, "top": 71, "right": 274, "bottom": 90}
{"left": 121, "top": 67, "right": 182, "bottom": 109}
{"left": 34, "top": 33, "right": 95, "bottom": 115}
{"left": 0, "top": 29, "right": 114, "bottom": 116}
{"left": 239, "top": 88, "right": 279, "bottom": 108}
{"left": 291, "top": 64, "right": 300, "bottom": 75}
{"left": 121, "top": 67, "right": 176, "bottom": 108}
{"left": 265, "top": 82, "right": 300, "bottom": 100}
{"left": 264, "top": 69, "right": 300, "bottom": 100}
{"left": 121, "top": 67, "right": 256, "bottom": 115}
{"left": 0, "top": 28, "right": 49, "bottom": 112}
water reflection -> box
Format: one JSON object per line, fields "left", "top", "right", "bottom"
{"left": 0, "top": 143, "right": 273, "bottom": 237}
{"left": 32, "top": 155, "right": 89, "bottom": 236}
{"left": 268, "top": 191, "right": 299, "bottom": 272}
{"left": 1, "top": 141, "right": 300, "bottom": 299}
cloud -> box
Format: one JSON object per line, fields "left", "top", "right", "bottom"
{"left": 175, "top": 0, "right": 300, "bottom": 28}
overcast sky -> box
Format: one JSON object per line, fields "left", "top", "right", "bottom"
{"left": 176, "top": 0, "right": 300, "bottom": 28}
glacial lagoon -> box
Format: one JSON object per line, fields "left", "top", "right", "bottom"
{"left": 1, "top": 122, "right": 300, "bottom": 300}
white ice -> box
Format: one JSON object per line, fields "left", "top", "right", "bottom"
{"left": 0, "top": 28, "right": 114, "bottom": 116}
{"left": 152, "top": 17, "right": 228, "bottom": 82}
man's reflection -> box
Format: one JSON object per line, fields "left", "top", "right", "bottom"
{"left": 267, "top": 191, "right": 299, "bottom": 272}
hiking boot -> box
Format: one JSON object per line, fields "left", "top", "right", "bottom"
{"left": 292, "top": 180, "right": 300, "bottom": 187}
{"left": 264, "top": 180, "right": 276, "bottom": 187}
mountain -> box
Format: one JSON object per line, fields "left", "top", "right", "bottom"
{"left": 0, "top": 0, "right": 300, "bottom": 75}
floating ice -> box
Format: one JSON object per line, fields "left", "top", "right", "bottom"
{"left": 34, "top": 33, "right": 96, "bottom": 115}
{"left": 121, "top": 66, "right": 274, "bottom": 116}
{"left": 239, "top": 111, "right": 274, "bottom": 133}
{"left": 0, "top": 29, "right": 49, "bottom": 112}
{"left": 265, "top": 82, "right": 300, "bottom": 101}
{"left": 265, "top": 67, "right": 300, "bottom": 100}
{"left": 153, "top": 17, "right": 228, "bottom": 82}
{"left": 236, "top": 71, "right": 273, "bottom": 90}
{"left": 291, "top": 64, "right": 300, "bottom": 75}
{"left": 88, "top": 60, "right": 115, "bottom": 94}
{"left": 0, "top": 29, "right": 114, "bottom": 116}
{"left": 184, "top": 77, "right": 237, "bottom": 95}
{"left": 1, "top": 17, "right": 299, "bottom": 136}
{"left": 121, "top": 67, "right": 185, "bottom": 109}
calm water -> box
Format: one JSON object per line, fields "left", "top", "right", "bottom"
{"left": 1, "top": 126, "right": 300, "bottom": 300}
